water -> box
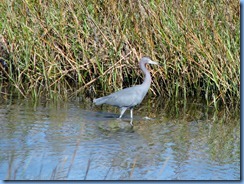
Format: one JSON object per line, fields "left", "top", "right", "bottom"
{"left": 0, "top": 98, "right": 240, "bottom": 180}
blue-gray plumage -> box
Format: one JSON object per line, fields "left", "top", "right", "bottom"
{"left": 93, "top": 56, "right": 158, "bottom": 124}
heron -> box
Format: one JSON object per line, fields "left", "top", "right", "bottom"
{"left": 93, "top": 56, "right": 158, "bottom": 125}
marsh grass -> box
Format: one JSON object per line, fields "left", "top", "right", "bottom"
{"left": 0, "top": 0, "right": 240, "bottom": 107}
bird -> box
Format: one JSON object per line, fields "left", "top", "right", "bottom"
{"left": 93, "top": 56, "right": 158, "bottom": 125}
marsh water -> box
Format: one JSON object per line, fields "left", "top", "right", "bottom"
{"left": 0, "top": 97, "right": 240, "bottom": 180}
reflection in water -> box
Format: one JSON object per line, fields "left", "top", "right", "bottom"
{"left": 0, "top": 98, "right": 240, "bottom": 180}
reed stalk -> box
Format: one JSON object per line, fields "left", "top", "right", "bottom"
{"left": 0, "top": 0, "right": 240, "bottom": 107}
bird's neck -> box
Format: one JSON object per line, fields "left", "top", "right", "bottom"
{"left": 142, "top": 72, "right": 151, "bottom": 89}
{"left": 140, "top": 62, "right": 152, "bottom": 89}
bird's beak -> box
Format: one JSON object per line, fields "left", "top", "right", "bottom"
{"left": 148, "top": 60, "right": 158, "bottom": 65}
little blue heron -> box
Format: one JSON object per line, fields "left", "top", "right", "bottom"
{"left": 93, "top": 56, "right": 158, "bottom": 125}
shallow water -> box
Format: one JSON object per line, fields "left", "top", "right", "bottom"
{"left": 0, "top": 98, "right": 240, "bottom": 180}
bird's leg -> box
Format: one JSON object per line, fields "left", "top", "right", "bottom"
{"left": 130, "top": 108, "right": 134, "bottom": 126}
{"left": 130, "top": 108, "right": 133, "bottom": 119}
{"left": 119, "top": 107, "right": 127, "bottom": 119}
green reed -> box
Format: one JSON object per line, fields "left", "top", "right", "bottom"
{"left": 0, "top": 0, "right": 240, "bottom": 107}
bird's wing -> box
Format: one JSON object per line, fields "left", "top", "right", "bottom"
{"left": 105, "top": 86, "right": 144, "bottom": 107}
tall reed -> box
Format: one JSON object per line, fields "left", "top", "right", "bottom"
{"left": 0, "top": 0, "right": 240, "bottom": 106}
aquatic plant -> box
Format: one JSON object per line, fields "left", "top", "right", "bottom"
{"left": 0, "top": 0, "right": 240, "bottom": 107}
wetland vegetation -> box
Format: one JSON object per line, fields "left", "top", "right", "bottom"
{"left": 0, "top": 0, "right": 240, "bottom": 109}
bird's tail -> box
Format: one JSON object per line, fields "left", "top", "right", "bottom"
{"left": 93, "top": 96, "right": 108, "bottom": 105}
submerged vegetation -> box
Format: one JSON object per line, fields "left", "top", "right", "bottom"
{"left": 0, "top": 0, "right": 240, "bottom": 107}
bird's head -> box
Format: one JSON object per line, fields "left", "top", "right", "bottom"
{"left": 140, "top": 56, "right": 158, "bottom": 65}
